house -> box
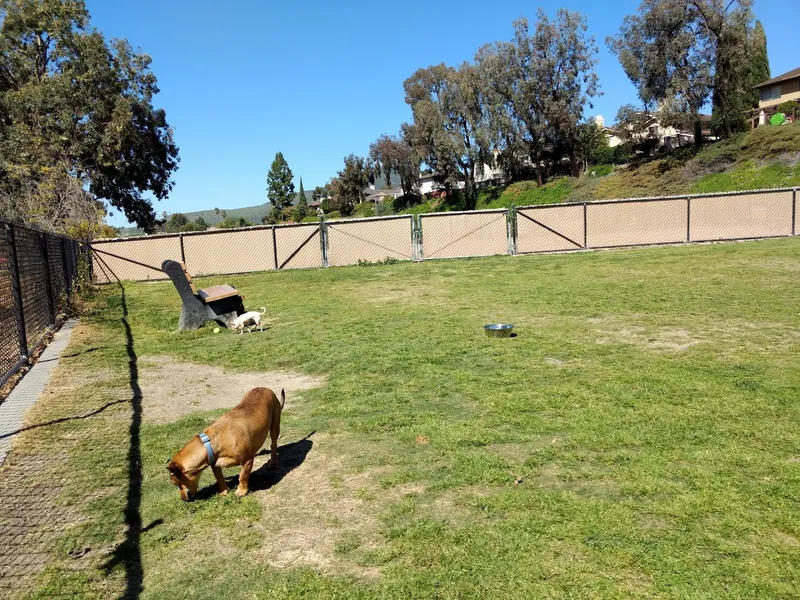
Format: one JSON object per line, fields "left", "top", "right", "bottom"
{"left": 754, "top": 67, "right": 800, "bottom": 109}
{"left": 417, "top": 173, "right": 439, "bottom": 195}
{"left": 595, "top": 113, "right": 711, "bottom": 150}
{"left": 746, "top": 67, "right": 800, "bottom": 128}
{"left": 364, "top": 188, "right": 402, "bottom": 204}
{"left": 417, "top": 153, "right": 505, "bottom": 196}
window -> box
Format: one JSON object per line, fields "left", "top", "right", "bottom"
{"left": 761, "top": 85, "right": 782, "bottom": 102}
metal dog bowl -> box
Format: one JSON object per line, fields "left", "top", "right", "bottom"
{"left": 484, "top": 323, "right": 515, "bottom": 338}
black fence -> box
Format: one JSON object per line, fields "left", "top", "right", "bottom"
{"left": 0, "top": 220, "right": 86, "bottom": 390}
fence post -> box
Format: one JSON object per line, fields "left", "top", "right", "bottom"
{"left": 686, "top": 196, "right": 692, "bottom": 243}
{"left": 410, "top": 217, "right": 418, "bottom": 261}
{"left": 271, "top": 226, "right": 279, "bottom": 270}
{"left": 39, "top": 233, "right": 56, "bottom": 325}
{"left": 583, "top": 202, "right": 588, "bottom": 249}
{"left": 416, "top": 215, "right": 424, "bottom": 260}
{"left": 5, "top": 223, "right": 28, "bottom": 360}
{"left": 83, "top": 238, "right": 92, "bottom": 283}
{"left": 507, "top": 204, "right": 517, "bottom": 255}
{"left": 793, "top": 188, "right": 796, "bottom": 236}
{"left": 179, "top": 233, "right": 186, "bottom": 265}
{"left": 319, "top": 217, "right": 329, "bottom": 267}
{"left": 60, "top": 237, "right": 71, "bottom": 295}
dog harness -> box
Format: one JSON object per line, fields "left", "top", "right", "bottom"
{"left": 198, "top": 433, "right": 216, "bottom": 466}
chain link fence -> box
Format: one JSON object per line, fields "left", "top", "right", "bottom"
{"left": 90, "top": 187, "right": 799, "bottom": 283}
{"left": 0, "top": 220, "right": 84, "bottom": 389}
{"left": 326, "top": 215, "right": 415, "bottom": 266}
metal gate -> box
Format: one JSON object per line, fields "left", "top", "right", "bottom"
{"left": 418, "top": 209, "right": 510, "bottom": 260}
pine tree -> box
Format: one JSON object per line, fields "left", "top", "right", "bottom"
{"left": 267, "top": 152, "right": 295, "bottom": 219}
{"left": 746, "top": 21, "right": 770, "bottom": 109}
{"left": 293, "top": 178, "right": 308, "bottom": 222}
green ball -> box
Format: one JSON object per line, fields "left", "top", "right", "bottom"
{"left": 213, "top": 327, "right": 221, "bottom": 334}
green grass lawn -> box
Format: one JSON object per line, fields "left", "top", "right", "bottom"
{"left": 18, "top": 237, "right": 800, "bottom": 599}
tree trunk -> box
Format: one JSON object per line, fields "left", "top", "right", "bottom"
{"left": 536, "top": 164, "right": 544, "bottom": 186}
{"left": 694, "top": 120, "right": 703, "bottom": 150}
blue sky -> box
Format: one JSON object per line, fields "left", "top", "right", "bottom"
{"left": 86, "top": 0, "right": 800, "bottom": 226}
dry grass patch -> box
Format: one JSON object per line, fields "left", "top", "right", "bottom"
{"left": 596, "top": 326, "right": 701, "bottom": 352}
{"left": 251, "top": 436, "right": 387, "bottom": 578}
{"left": 139, "top": 355, "right": 325, "bottom": 424}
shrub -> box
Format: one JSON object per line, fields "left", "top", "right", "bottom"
{"left": 354, "top": 202, "right": 375, "bottom": 218}
{"left": 390, "top": 194, "right": 422, "bottom": 211}
{"left": 587, "top": 164, "right": 613, "bottom": 177}
{"left": 777, "top": 100, "right": 799, "bottom": 116}
{"left": 590, "top": 145, "right": 615, "bottom": 166}
{"left": 357, "top": 256, "right": 401, "bottom": 267}
{"left": 375, "top": 201, "right": 393, "bottom": 216}
{"left": 217, "top": 215, "right": 253, "bottom": 229}
{"left": 612, "top": 143, "right": 633, "bottom": 165}
{"left": 325, "top": 211, "right": 341, "bottom": 220}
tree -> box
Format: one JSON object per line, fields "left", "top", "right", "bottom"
{"left": 477, "top": 10, "right": 600, "bottom": 183}
{"left": 0, "top": 168, "right": 111, "bottom": 237}
{"left": 293, "top": 178, "right": 308, "bottom": 222}
{"left": 744, "top": 20, "right": 769, "bottom": 109}
{"left": 574, "top": 121, "right": 607, "bottom": 172}
{"left": 218, "top": 215, "right": 252, "bottom": 229}
{"left": 0, "top": 0, "right": 179, "bottom": 232}
{"left": 403, "top": 62, "right": 492, "bottom": 209}
{"left": 330, "top": 155, "right": 370, "bottom": 216}
{"left": 195, "top": 216, "right": 208, "bottom": 230}
{"left": 313, "top": 184, "right": 333, "bottom": 213}
{"left": 267, "top": 152, "right": 295, "bottom": 218}
{"left": 614, "top": 104, "right": 658, "bottom": 143}
{"left": 369, "top": 132, "right": 421, "bottom": 198}
{"left": 165, "top": 213, "right": 188, "bottom": 232}
{"left": 609, "top": 0, "right": 756, "bottom": 142}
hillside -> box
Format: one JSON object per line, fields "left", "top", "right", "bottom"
{"left": 480, "top": 123, "right": 800, "bottom": 209}
{"left": 115, "top": 125, "right": 800, "bottom": 235}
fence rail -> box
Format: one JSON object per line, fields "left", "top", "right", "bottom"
{"left": 0, "top": 220, "right": 85, "bottom": 389}
{"left": 90, "top": 187, "right": 799, "bottom": 283}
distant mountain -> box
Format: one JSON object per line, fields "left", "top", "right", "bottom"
{"left": 114, "top": 190, "right": 318, "bottom": 237}
{"left": 182, "top": 202, "right": 272, "bottom": 226}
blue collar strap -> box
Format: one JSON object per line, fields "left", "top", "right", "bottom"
{"left": 198, "top": 433, "right": 216, "bottom": 466}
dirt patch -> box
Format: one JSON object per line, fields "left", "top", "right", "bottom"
{"left": 596, "top": 326, "right": 700, "bottom": 352}
{"left": 139, "top": 355, "right": 326, "bottom": 424}
{"left": 246, "top": 434, "right": 419, "bottom": 579}
{"left": 775, "top": 531, "right": 800, "bottom": 548}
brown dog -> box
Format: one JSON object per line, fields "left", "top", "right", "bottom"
{"left": 167, "top": 387, "right": 285, "bottom": 501}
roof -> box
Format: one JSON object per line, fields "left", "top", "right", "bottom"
{"left": 754, "top": 67, "right": 800, "bottom": 89}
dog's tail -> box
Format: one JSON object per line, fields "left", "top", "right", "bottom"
{"left": 279, "top": 388, "right": 285, "bottom": 409}
{"left": 259, "top": 306, "right": 266, "bottom": 315}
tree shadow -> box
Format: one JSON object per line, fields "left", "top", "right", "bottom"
{"left": 36, "top": 346, "right": 104, "bottom": 363}
{"left": 195, "top": 434, "right": 314, "bottom": 500}
{"left": 0, "top": 399, "right": 128, "bottom": 441}
{"left": 100, "top": 279, "right": 143, "bottom": 600}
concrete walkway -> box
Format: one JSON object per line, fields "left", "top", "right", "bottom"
{"left": 0, "top": 320, "right": 77, "bottom": 466}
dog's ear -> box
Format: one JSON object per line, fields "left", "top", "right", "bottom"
{"left": 166, "top": 460, "right": 181, "bottom": 475}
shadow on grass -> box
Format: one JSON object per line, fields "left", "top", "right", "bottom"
{"left": 195, "top": 434, "right": 314, "bottom": 500}
{"left": 100, "top": 279, "right": 144, "bottom": 600}
{"left": 0, "top": 398, "right": 128, "bottom": 441}
{"left": 36, "top": 346, "right": 104, "bottom": 363}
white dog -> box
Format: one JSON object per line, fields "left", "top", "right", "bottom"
{"left": 231, "top": 307, "right": 266, "bottom": 334}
